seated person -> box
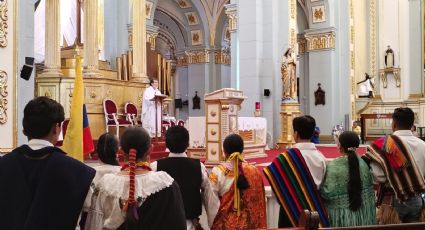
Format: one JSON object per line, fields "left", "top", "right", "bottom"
{"left": 209, "top": 134, "right": 267, "bottom": 230}
{"left": 321, "top": 131, "right": 376, "bottom": 227}
{"left": 0, "top": 97, "right": 95, "bottom": 230}
{"left": 151, "top": 126, "right": 218, "bottom": 229}
{"left": 310, "top": 126, "right": 321, "bottom": 144}
{"left": 85, "top": 127, "right": 186, "bottom": 230}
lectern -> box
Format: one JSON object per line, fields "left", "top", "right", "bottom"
{"left": 152, "top": 94, "right": 167, "bottom": 139}
{"left": 204, "top": 88, "right": 246, "bottom": 166}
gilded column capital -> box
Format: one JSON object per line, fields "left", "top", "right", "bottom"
{"left": 225, "top": 3, "right": 237, "bottom": 33}
{"left": 147, "top": 25, "right": 159, "bottom": 51}
{"left": 214, "top": 48, "right": 231, "bottom": 65}
{"left": 0, "top": 0, "right": 8, "bottom": 48}
{"left": 304, "top": 28, "right": 336, "bottom": 52}
{"left": 185, "top": 49, "right": 212, "bottom": 64}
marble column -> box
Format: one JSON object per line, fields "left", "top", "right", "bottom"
{"left": 132, "top": 0, "right": 148, "bottom": 82}
{"left": 83, "top": 0, "right": 100, "bottom": 76}
{"left": 43, "top": 0, "right": 62, "bottom": 75}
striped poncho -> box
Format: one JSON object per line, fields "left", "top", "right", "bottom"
{"left": 263, "top": 148, "right": 329, "bottom": 227}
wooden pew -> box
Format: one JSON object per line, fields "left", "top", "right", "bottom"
{"left": 278, "top": 210, "right": 425, "bottom": 230}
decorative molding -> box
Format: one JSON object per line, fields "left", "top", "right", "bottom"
{"left": 289, "top": 0, "right": 297, "bottom": 48}
{"left": 0, "top": 0, "right": 7, "bottom": 47}
{"left": 146, "top": 1, "right": 154, "bottom": 19}
{"left": 214, "top": 48, "right": 231, "bottom": 65}
{"left": 369, "top": 0, "right": 377, "bottom": 78}
{"left": 0, "top": 70, "right": 8, "bottom": 124}
{"left": 200, "top": 0, "right": 228, "bottom": 46}
{"left": 147, "top": 24, "right": 159, "bottom": 50}
{"left": 225, "top": 4, "right": 237, "bottom": 33}
{"left": 297, "top": 36, "right": 307, "bottom": 54}
{"left": 185, "top": 49, "right": 211, "bottom": 64}
{"left": 349, "top": 0, "right": 356, "bottom": 119}
{"left": 190, "top": 30, "right": 203, "bottom": 46}
{"left": 305, "top": 30, "right": 335, "bottom": 51}
{"left": 312, "top": 5, "right": 326, "bottom": 23}
{"left": 176, "top": 55, "right": 188, "bottom": 67}
{"left": 175, "top": 0, "right": 191, "bottom": 9}
{"left": 185, "top": 12, "right": 199, "bottom": 26}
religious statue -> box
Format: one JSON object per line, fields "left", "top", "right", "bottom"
{"left": 385, "top": 45, "right": 394, "bottom": 68}
{"left": 357, "top": 73, "right": 375, "bottom": 98}
{"left": 192, "top": 91, "right": 200, "bottom": 110}
{"left": 281, "top": 48, "right": 297, "bottom": 101}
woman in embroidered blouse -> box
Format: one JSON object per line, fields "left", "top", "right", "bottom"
{"left": 320, "top": 131, "right": 376, "bottom": 227}
{"left": 209, "top": 134, "right": 267, "bottom": 230}
{"left": 85, "top": 127, "right": 186, "bottom": 230}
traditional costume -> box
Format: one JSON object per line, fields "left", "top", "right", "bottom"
{"left": 0, "top": 140, "right": 95, "bottom": 230}
{"left": 85, "top": 150, "right": 186, "bottom": 230}
{"left": 264, "top": 148, "right": 330, "bottom": 228}
{"left": 151, "top": 152, "right": 219, "bottom": 229}
{"left": 209, "top": 153, "right": 267, "bottom": 230}
{"left": 366, "top": 132, "right": 425, "bottom": 223}
{"left": 142, "top": 85, "right": 162, "bottom": 137}
{"left": 320, "top": 156, "right": 376, "bottom": 227}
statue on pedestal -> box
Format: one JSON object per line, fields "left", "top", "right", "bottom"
{"left": 385, "top": 45, "right": 394, "bottom": 68}
{"left": 281, "top": 48, "right": 297, "bottom": 102}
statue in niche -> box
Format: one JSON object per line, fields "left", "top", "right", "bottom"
{"left": 192, "top": 91, "right": 201, "bottom": 110}
{"left": 357, "top": 73, "right": 375, "bottom": 98}
{"left": 314, "top": 83, "right": 325, "bottom": 106}
{"left": 281, "top": 48, "right": 297, "bottom": 102}
{"left": 385, "top": 45, "right": 394, "bottom": 68}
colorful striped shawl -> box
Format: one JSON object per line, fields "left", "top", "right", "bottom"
{"left": 366, "top": 135, "right": 425, "bottom": 202}
{"left": 263, "top": 148, "right": 330, "bottom": 227}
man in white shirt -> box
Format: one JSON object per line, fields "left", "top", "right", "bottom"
{"left": 151, "top": 126, "right": 219, "bottom": 229}
{"left": 142, "top": 79, "right": 162, "bottom": 137}
{"left": 370, "top": 107, "right": 425, "bottom": 222}
{"left": 277, "top": 115, "right": 327, "bottom": 227}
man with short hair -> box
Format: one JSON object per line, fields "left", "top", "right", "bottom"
{"left": 368, "top": 107, "right": 425, "bottom": 223}
{"left": 151, "top": 126, "right": 218, "bottom": 229}
{"left": 265, "top": 115, "right": 327, "bottom": 227}
{"left": 0, "top": 97, "right": 95, "bottom": 230}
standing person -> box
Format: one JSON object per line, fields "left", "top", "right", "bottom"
{"left": 142, "top": 79, "right": 162, "bottom": 137}
{"left": 321, "top": 131, "right": 376, "bottom": 227}
{"left": 264, "top": 115, "right": 328, "bottom": 227}
{"left": 0, "top": 97, "right": 96, "bottom": 230}
{"left": 366, "top": 107, "right": 425, "bottom": 223}
{"left": 85, "top": 127, "right": 186, "bottom": 230}
{"left": 151, "top": 126, "right": 219, "bottom": 229}
{"left": 209, "top": 134, "right": 267, "bottom": 230}
{"left": 91, "top": 133, "right": 121, "bottom": 185}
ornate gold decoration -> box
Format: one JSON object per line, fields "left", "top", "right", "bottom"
{"left": 297, "top": 36, "right": 307, "bottom": 54}
{"left": 277, "top": 103, "right": 301, "bottom": 149}
{"left": 349, "top": 0, "right": 356, "bottom": 119}
{"left": 225, "top": 4, "right": 237, "bottom": 33}
{"left": 210, "top": 129, "right": 217, "bottom": 136}
{"left": 44, "top": 90, "right": 52, "bottom": 98}
{"left": 210, "top": 110, "right": 217, "bottom": 117}
{"left": 311, "top": 5, "right": 326, "bottom": 23}
{"left": 176, "top": 0, "right": 190, "bottom": 8}
{"left": 176, "top": 55, "right": 188, "bottom": 67}
{"left": 185, "top": 12, "right": 199, "bottom": 25}
{"left": 0, "top": 70, "right": 8, "bottom": 124}
{"left": 290, "top": 0, "right": 296, "bottom": 19}
{"left": 379, "top": 67, "right": 401, "bottom": 88}
{"left": 0, "top": 0, "right": 8, "bottom": 47}
{"left": 190, "top": 30, "right": 203, "bottom": 46}
{"left": 90, "top": 91, "right": 97, "bottom": 99}
{"left": 369, "top": 0, "right": 377, "bottom": 79}
{"left": 185, "top": 49, "right": 211, "bottom": 64}
{"left": 305, "top": 31, "right": 335, "bottom": 51}
{"left": 146, "top": 32, "right": 158, "bottom": 50}
{"left": 211, "top": 148, "right": 216, "bottom": 155}
{"left": 214, "top": 48, "right": 231, "bottom": 65}
{"left": 314, "top": 8, "right": 323, "bottom": 20}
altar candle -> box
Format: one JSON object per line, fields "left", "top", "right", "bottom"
{"left": 255, "top": 102, "right": 261, "bottom": 110}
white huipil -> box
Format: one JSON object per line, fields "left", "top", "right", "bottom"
{"left": 142, "top": 86, "right": 162, "bottom": 137}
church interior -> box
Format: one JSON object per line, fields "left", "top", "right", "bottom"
{"left": 2, "top": 0, "right": 425, "bottom": 228}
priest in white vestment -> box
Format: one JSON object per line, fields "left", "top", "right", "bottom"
{"left": 142, "top": 79, "right": 162, "bottom": 137}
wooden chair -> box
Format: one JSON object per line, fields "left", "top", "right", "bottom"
{"left": 124, "top": 102, "right": 142, "bottom": 126}
{"left": 103, "top": 99, "right": 132, "bottom": 136}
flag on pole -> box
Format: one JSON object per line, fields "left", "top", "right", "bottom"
{"left": 62, "top": 56, "right": 94, "bottom": 161}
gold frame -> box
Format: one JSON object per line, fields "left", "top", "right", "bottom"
{"left": 0, "top": 0, "right": 17, "bottom": 152}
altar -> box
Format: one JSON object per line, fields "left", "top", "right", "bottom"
{"left": 186, "top": 116, "right": 267, "bottom": 159}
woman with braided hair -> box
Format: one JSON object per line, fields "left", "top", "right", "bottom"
{"left": 320, "top": 131, "right": 376, "bottom": 227}
{"left": 85, "top": 127, "right": 186, "bottom": 230}
{"left": 209, "top": 134, "right": 266, "bottom": 229}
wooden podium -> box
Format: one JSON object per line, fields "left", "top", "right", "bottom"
{"left": 204, "top": 88, "right": 246, "bottom": 166}
{"left": 153, "top": 94, "right": 167, "bottom": 139}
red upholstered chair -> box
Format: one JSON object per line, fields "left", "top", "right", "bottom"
{"left": 170, "top": 120, "right": 176, "bottom": 127}
{"left": 103, "top": 99, "right": 132, "bottom": 135}
{"left": 162, "top": 120, "right": 171, "bottom": 135}
{"left": 125, "top": 102, "right": 142, "bottom": 126}
{"left": 177, "top": 119, "right": 185, "bottom": 127}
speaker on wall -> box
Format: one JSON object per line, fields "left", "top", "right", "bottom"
{"left": 264, "top": 89, "right": 271, "bottom": 97}
{"left": 175, "top": 98, "right": 183, "bottom": 108}
{"left": 20, "top": 57, "right": 35, "bottom": 81}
